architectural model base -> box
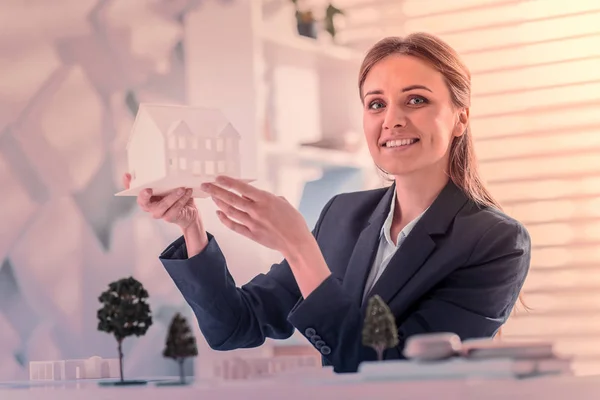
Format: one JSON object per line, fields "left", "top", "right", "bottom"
{"left": 114, "top": 176, "right": 255, "bottom": 198}
{"left": 155, "top": 380, "right": 192, "bottom": 386}
{"left": 97, "top": 380, "right": 148, "bottom": 387}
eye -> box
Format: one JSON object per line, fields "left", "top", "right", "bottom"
{"left": 408, "top": 96, "right": 428, "bottom": 106}
{"left": 368, "top": 100, "right": 385, "bottom": 110}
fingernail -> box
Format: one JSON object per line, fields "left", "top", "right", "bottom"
{"left": 186, "top": 188, "right": 193, "bottom": 196}
{"left": 201, "top": 183, "right": 208, "bottom": 190}
{"left": 177, "top": 188, "right": 184, "bottom": 195}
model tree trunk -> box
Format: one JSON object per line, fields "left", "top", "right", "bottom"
{"left": 118, "top": 339, "right": 124, "bottom": 382}
{"left": 178, "top": 358, "right": 185, "bottom": 384}
{"left": 375, "top": 345, "right": 385, "bottom": 361}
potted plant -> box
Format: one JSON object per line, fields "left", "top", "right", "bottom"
{"left": 289, "top": 1, "right": 345, "bottom": 41}
{"left": 290, "top": 0, "right": 317, "bottom": 39}
{"left": 324, "top": 3, "right": 344, "bottom": 41}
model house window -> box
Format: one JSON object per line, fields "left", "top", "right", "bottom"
{"left": 179, "top": 158, "right": 187, "bottom": 170}
{"left": 205, "top": 139, "right": 212, "bottom": 150}
{"left": 178, "top": 136, "right": 186, "bottom": 149}
{"left": 168, "top": 136, "right": 176, "bottom": 149}
{"left": 216, "top": 138, "right": 224, "bottom": 152}
{"left": 205, "top": 160, "right": 215, "bottom": 175}
{"left": 192, "top": 161, "right": 202, "bottom": 174}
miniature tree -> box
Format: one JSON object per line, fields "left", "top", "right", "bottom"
{"left": 97, "top": 276, "right": 153, "bottom": 383}
{"left": 362, "top": 295, "right": 399, "bottom": 361}
{"left": 163, "top": 312, "right": 198, "bottom": 384}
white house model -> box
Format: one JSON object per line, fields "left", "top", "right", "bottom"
{"left": 29, "top": 356, "right": 119, "bottom": 381}
{"left": 116, "top": 103, "right": 248, "bottom": 197}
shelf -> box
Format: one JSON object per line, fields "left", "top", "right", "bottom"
{"left": 261, "top": 141, "right": 374, "bottom": 170}
{"left": 259, "top": 29, "right": 365, "bottom": 69}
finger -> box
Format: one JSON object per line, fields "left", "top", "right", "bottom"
{"left": 216, "top": 210, "right": 253, "bottom": 238}
{"left": 211, "top": 196, "right": 253, "bottom": 226}
{"left": 215, "top": 175, "right": 264, "bottom": 201}
{"left": 202, "top": 182, "right": 253, "bottom": 212}
{"left": 151, "top": 188, "right": 187, "bottom": 219}
{"left": 137, "top": 189, "right": 153, "bottom": 211}
{"left": 122, "top": 173, "right": 131, "bottom": 189}
{"left": 163, "top": 189, "right": 193, "bottom": 223}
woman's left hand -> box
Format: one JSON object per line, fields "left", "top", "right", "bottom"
{"left": 201, "top": 176, "right": 312, "bottom": 257}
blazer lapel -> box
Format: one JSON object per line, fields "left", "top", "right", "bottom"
{"left": 362, "top": 180, "right": 469, "bottom": 311}
{"left": 342, "top": 184, "right": 395, "bottom": 307}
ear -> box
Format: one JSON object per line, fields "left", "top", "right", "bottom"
{"left": 453, "top": 108, "right": 469, "bottom": 137}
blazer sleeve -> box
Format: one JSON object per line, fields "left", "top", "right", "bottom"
{"left": 287, "top": 217, "right": 531, "bottom": 373}
{"left": 158, "top": 196, "right": 337, "bottom": 350}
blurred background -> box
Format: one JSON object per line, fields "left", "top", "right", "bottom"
{"left": 1, "top": 0, "right": 600, "bottom": 381}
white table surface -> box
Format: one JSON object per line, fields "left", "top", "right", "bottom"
{"left": 2, "top": 373, "right": 600, "bottom": 400}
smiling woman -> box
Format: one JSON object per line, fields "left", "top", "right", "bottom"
{"left": 123, "top": 31, "right": 531, "bottom": 374}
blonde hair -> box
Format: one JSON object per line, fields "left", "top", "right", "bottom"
{"left": 359, "top": 33, "right": 527, "bottom": 330}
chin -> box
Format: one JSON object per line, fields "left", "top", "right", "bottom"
{"left": 384, "top": 160, "right": 450, "bottom": 180}
{"left": 378, "top": 163, "right": 420, "bottom": 177}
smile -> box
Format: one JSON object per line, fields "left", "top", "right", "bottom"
{"left": 383, "top": 138, "right": 419, "bottom": 148}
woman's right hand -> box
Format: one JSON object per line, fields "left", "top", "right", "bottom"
{"left": 123, "top": 173, "right": 200, "bottom": 231}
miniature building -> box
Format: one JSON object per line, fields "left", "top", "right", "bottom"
{"left": 125, "top": 104, "right": 241, "bottom": 193}
{"left": 212, "top": 354, "right": 322, "bottom": 381}
{"left": 29, "top": 356, "right": 119, "bottom": 381}
{"left": 205, "top": 338, "right": 323, "bottom": 381}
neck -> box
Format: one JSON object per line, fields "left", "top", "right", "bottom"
{"left": 392, "top": 165, "right": 449, "bottom": 225}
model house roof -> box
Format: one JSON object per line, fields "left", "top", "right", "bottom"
{"left": 127, "top": 103, "right": 240, "bottom": 149}
{"left": 168, "top": 120, "right": 195, "bottom": 138}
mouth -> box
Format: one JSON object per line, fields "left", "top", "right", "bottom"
{"left": 381, "top": 138, "right": 419, "bottom": 148}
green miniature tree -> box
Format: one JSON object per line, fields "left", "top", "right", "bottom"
{"left": 163, "top": 312, "right": 198, "bottom": 384}
{"left": 362, "top": 295, "right": 399, "bottom": 361}
{"left": 97, "top": 276, "right": 153, "bottom": 383}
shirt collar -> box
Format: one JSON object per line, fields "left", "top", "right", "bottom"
{"left": 381, "top": 189, "right": 427, "bottom": 247}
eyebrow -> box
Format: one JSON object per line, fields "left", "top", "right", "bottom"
{"left": 363, "top": 85, "right": 433, "bottom": 98}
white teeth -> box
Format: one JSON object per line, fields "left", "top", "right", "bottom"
{"left": 385, "top": 139, "right": 417, "bottom": 147}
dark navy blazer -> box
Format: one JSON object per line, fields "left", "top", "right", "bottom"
{"left": 159, "top": 180, "right": 531, "bottom": 373}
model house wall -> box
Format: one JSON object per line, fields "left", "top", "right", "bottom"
{"left": 126, "top": 104, "right": 242, "bottom": 191}
{"left": 128, "top": 108, "right": 167, "bottom": 187}
{"left": 165, "top": 120, "right": 240, "bottom": 178}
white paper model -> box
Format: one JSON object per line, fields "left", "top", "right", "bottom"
{"left": 212, "top": 354, "right": 321, "bottom": 381}
{"left": 29, "top": 356, "right": 119, "bottom": 381}
{"left": 115, "top": 103, "right": 250, "bottom": 197}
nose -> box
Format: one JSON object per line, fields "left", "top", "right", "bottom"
{"left": 382, "top": 106, "right": 406, "bottom": 130}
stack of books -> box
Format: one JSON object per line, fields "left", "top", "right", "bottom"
{"left": 357, "top": 333, "right": 572, "bottom": 381}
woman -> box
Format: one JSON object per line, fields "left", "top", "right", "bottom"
{"left": 123, "top": 32, "right": 531, "bottom": 373}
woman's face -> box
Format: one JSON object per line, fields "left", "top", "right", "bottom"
{"left": 362, "top": 54, "right": 468, "bottom": 177}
